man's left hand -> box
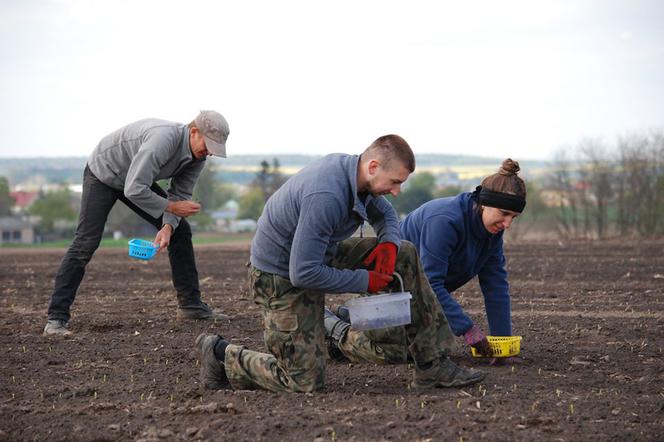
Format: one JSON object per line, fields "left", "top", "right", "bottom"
{"left": 154, "top": 224, "right": 173, "bottom": 253}
{"left": 363, "top": 242, "right": 398, "bottom": 275}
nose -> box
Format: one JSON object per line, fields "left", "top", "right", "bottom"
{"left": 503, "top": 216, "right": 513, "bottom": 229}
{"left": 390, "top": 185, "right": 402, "bottom": 197}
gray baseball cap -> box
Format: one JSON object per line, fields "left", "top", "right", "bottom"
{"left": 195, "top": 110, "right": 229, "bottom": 157}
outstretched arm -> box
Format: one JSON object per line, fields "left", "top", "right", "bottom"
{"left": 478, "top": 237, "right": 512, "bottom": 336}
{"left": 418, "top": 216, "right": 474, "bottom": 336}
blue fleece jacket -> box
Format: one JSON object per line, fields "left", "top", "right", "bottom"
{"left": 399, "top": 192, "right": 511, "bottom": 336}
{"left": 250, "top": 153, "right": 401, "bottom": 294}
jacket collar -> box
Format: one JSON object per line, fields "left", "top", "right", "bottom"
{"left": 349, "top": 154, "right": 371, "bottom": 220}
{"left": 468, "top": 193, "right": 492, "bottom": 240}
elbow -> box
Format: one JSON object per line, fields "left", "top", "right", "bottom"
{"left": 124, "top": 186, "right": 140, "bottom": 201}
{"left": 124, "top": 184, "right": 153, "bottom": 205}
{"left": 289, "top": 271, "right": 307, "bottom": 289}
{"left": 289, "top": 266, "right": 319, "bottom": 289}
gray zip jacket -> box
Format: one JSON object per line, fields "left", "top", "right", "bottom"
{"left": 87, "top": 119, "right": 205, "bottom": 229}
{"left": 250, "top": 153, "right": 401, "bottom": 294}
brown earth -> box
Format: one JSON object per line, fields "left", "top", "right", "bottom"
{"left": 1, "top": 240, "right": 663, "bottom": 441}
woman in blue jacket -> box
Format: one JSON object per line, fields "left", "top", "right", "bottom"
{"left": 399, "top": 159, "right": 526, "bottom": 357}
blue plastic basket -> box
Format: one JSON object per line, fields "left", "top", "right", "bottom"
{"left": 128, "top": 239, "right": 158, "bottom": 261}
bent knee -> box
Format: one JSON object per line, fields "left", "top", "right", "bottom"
{"left": 69, "top": 237, "right": 101, "bottom": 259}
{"left": 397, "top": 240, "right": 418, "bottom": 260}
{"left": 170, "top": 220, "right": 193, "bottom": 243}
{"left": 174, "top": 219, "right": 192, "bottom": 234}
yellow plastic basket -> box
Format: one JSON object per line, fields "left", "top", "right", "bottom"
{"left": 471, "top": 336, "right": 522, "bottom": 358}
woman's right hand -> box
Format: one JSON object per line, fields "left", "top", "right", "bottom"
{"left": 464, "top": 325, "right": 493, "bottom": 357}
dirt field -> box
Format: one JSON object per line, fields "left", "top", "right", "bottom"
{"left": 1, "top": 240, "right": 663, "bottom": 441}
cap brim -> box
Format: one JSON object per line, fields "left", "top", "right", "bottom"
{"left": 204, "top": 135, "right": 227, "bottom": 158}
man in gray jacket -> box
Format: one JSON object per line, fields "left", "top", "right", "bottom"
{"left": 195, "top": 135, "right": 485, "bottom": 392}
{"left": 44, "top": 110, "right": 230, "bottom": 336}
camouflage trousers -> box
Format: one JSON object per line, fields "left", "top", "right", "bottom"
{"left": 224, "top": 237, "right": 455, "bottom": 393}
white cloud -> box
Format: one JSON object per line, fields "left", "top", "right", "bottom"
{"left": 1, "top": 0, "right": 663, "bottom": 160}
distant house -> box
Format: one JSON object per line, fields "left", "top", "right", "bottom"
{"left": 208, "top": 199, "right": 257, "bottom": 233}
{"left": 0, "top": 216, "right": 35, "bottom": 244}
{"left": 9, "top": 191, "right": 39, "bottom": 214}
{"left": 228, "top": 219, "right": 257, "bottom": 233}
{"left": 210, "top": 200, "right": 241, "bottom": 231}
{"left": 434, "top": 170, "right": 461, "bottom": 187}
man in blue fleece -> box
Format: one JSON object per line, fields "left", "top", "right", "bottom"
{"left": 399, "top": 159, "right": 526, "bottom": 358}
{"left": 195, "top": 135, "right": 486, "bottom": 392}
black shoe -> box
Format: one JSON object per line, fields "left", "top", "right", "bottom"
{"left": 195, "top": 333, "right": 231, "bottom": 390}
{"left": 324, "top": 308, "right": 350, "bottom": 362}
{"left": 43, "top": 319, "right": 73, "bottom": 336}
{"left": 178, "top": 302, "right": 230, "bottom": 320}
{"left": 412, "top": 356, "right": 486, "bottom": 388}
{"left": 326, "top": 338, "right": 348, "bottom": 362}
{"left": 335, "top": 305, "right": 351, "bottom": 323}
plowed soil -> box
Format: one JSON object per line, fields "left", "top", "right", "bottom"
{"left": 1, "top": 240, "right": 663, "bottom": 441}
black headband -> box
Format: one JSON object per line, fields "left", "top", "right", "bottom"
{"left": 472, "top": 186, "right": 526, "bottom": 213}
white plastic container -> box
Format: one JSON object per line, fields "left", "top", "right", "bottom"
{"left": 345, "top": 273, "right": 412, "bottom": 331}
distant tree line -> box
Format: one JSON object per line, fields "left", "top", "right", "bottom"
{"left": 236, "top": 159, "right": 287, "bottom": 220}
{"left": 389, "top": 130, "right": 664, "bottom": 240}
{"left": 0, "top": 177, "right": 13, "bottom": 216}
{"left": 3, "top": 129, "right": 663, "bottom": 241}
{"left": 548, "top": 131, "right": 664, "bottom": 239}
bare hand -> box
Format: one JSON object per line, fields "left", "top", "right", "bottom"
{"left": 166, "top": 200, "right": 201, "bottom": 217}
{"left": 154, "top": 224, "right": 173, "bottom": 253}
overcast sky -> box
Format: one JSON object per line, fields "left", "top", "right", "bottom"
{"left": 1, "top": 0, "right": 662, "bottom": 160}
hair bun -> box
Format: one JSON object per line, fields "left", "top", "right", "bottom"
{"left": 499, "top": 158, "right": 520, "bottom": 176}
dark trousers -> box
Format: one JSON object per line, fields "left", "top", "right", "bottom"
{"left": 47, "top": 166, "right": 201, "bottom": 321}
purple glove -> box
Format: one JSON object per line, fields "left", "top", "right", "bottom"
{"left": 464, "top": 325, "right": 493, "bottom": 356}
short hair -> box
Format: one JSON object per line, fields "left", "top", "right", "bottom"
{"left": 187, "top": 120, "right": 197, "bottom": 129}
{"left": 362, "top": 134, "right": 415, "bottom": 172}
{"left": 481, "top": 158, "right": 527, "bottom": 198}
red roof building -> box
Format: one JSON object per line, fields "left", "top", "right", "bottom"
{"left": 10, "top": 191, "right": 39, "bottom": 210}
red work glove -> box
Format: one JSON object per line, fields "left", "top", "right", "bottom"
{"left": 464, "top": 325, "right": 493, "bottom": 357}
{"left": 367, "top": 271, "right": 393, "bottom": 293}
{"left": 363, "top": 242, "right": 398, "bottom": 275}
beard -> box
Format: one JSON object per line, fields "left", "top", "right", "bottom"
{"left": 366, "top": 184, "right": 384, "bottom": 198}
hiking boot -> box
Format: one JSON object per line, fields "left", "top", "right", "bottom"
{"left": 178, "top": 302, "right": 230, "bottom": 321}
{"left": 194, "top": 333, "right": 230, "bottom": 390}
{"left": 43, "top": 319, "right": 72, "bottom": 336}
{"left": 412, "top": 356, "right": 486, "bottom": 388}
{"left": 324, "top": 308, "right": 350, "bottom": 362}
{"left": 335, "top": 305, "right": 351, "bottom": 323}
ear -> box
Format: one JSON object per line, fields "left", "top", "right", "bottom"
{"left": 367, "top": 159, "right": 380, "bottom": 175}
